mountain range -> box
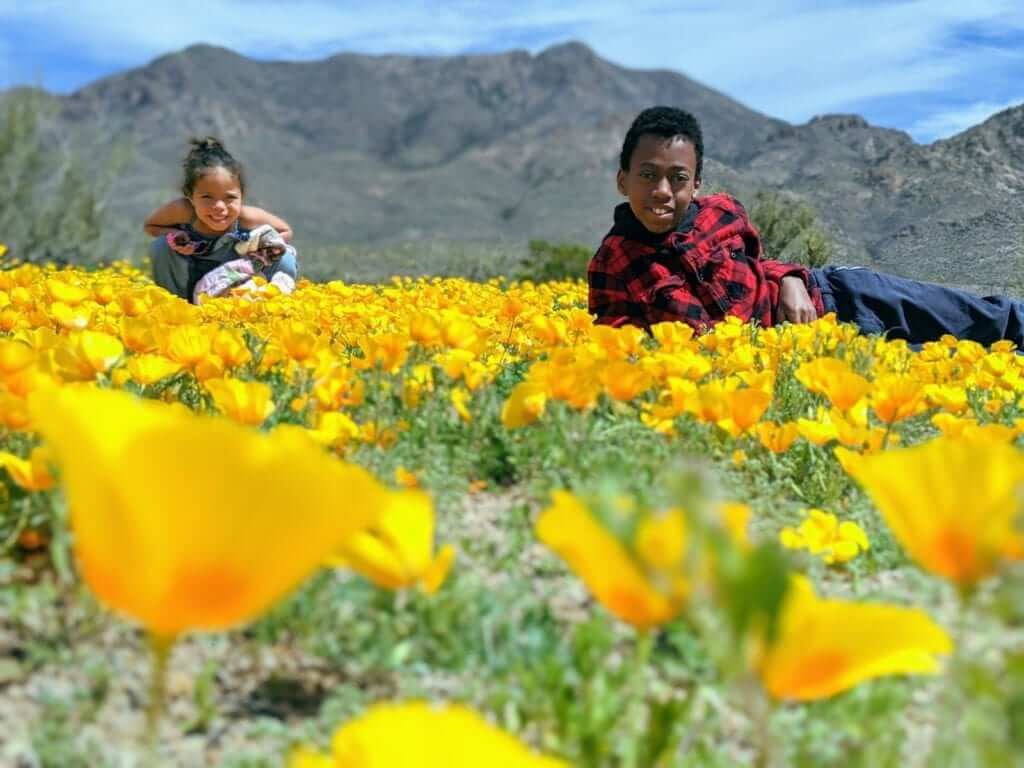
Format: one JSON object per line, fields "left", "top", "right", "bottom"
{"left": 9, "top": 41, "right": 1024, "bottom": 288}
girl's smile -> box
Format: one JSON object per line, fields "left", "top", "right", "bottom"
{"left": 188, "top": 167, "right": 242, "bottom": 236}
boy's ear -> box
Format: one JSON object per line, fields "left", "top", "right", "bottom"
{"left": 694, "top": 177, "right": 702, "bottom": 194}
{"left": 616, "top": 169, "right": 627, "bottom": 196}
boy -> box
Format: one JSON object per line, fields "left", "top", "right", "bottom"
{"left": 589, "top": 106, "right": 1024, "bottom": 347}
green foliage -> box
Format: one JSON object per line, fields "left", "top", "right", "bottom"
{"left": 515, "top": 239, "right": 592, "bottom": 283}
{"left": 0, "top": 91, "right": 129, "bottom": 266}
{"left": 749, "top": 190, "right": 833, "bottom": 268}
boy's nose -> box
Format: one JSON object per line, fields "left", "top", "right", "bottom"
{"left": 652, "top": 178, "right": 672, "bottom": 197}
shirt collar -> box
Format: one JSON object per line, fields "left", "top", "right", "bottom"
{"left": 612, "top": 200, "right": 701, "bottom": 245}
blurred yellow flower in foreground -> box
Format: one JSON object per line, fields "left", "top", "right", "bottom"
{"left": 330, "top": 489, "right": 455, "bottom": 594}
{"left": 29, "top": 385, "right": 385, "bottom": 638}
{"left": 291, "top": 701, "right": 567, "bottom": 767}
{"left": 536, "top": 491, "right": 687, "bottom": 629}
{"left": 843, "top": 437, "right": 1024, "bottom": 587}
{"left": 757, "top": 577, "right": 952, "bottom": 701}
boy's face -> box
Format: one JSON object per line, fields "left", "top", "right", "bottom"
{"left": 617, "top": 135, "right": 701, "bottom": 234}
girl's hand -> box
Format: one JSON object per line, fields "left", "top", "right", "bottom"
{"left": 166, "top": 230, "right": 199, "bottom": 256}
{"left": 776, "top": 275, "right": 818, "bottom": 324}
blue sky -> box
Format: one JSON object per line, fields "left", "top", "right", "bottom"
{"left": 2, "top": 0, "right": 1023, "bottom": 143}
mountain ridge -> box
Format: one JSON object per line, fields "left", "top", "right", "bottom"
{"left": 5, "top": 42, "right": 1023, "bottom": 287}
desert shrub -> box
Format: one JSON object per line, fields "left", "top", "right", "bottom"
{"left": 0, "top": 91, "right": 127, "bottom": 266}
{"left": 515, "top": 239, "right": 592, "bottom": 283}
{"left": 749, "top": 189, "right": 833, "bottom": 268}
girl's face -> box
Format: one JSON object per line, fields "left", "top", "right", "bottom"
{"left": 188, "top": 167, "right": 242, "bottom": 235}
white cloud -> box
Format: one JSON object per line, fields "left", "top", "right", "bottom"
{"left": 910, "top": 97, "right": 1024, "bottom": 140}
{"left": 3, "top": 1, "right": 1024, "bottom": 138}
{"left": 585, "top": 0, "right": 1024, "bottom": 120}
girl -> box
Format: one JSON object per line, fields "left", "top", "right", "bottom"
{"left": 145, "top": 137, "right": 299, "bottom": 301}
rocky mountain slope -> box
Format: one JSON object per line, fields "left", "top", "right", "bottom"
{"left": 9, "top": 42, "right": 1024, "bottom": 287}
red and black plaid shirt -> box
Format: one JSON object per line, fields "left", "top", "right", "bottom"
{"left": 588, "top": 193, "right": 824, "bottom": 331}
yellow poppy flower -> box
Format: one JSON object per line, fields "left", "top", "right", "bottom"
{"left": 407, "top": 313, "right": 442, "bottom": 346}
{"left": 501, "top": 381, "right": 547, "bottom": 429}
{"left": 165, "top": 325, "right": 213, "bottom": 369}
{"left": 795, "top": 357, "right": 869, "bottom": 412}
{"left": 50, "top": 301, "right": 92, "bottom": 330}
{"left": 308, "top": 411, "right": 361, "bottom": 449}
{"left": 330, "top": 489, "right": 455, "bottom": 594}
{"left": 717, "top": 387, "right": 772, "bottom": 437}
{"left": 755, "top": 421, "right": 799, "bottom": 453}
{"left": 292, "top": 701, "right": 567, "bottom": 767}
{"left": 204, "top": 378, "right": 276, "bottom": 426}
{"left": 845, "top": 438, "right": 1024, "bottom": 586}
{"left": 0, "top": 339, "right": 35, "bottom": 375}
{"left": 718, "top": 501, "right": 752, "bottom": 547}
{"left": 0, "top": 445, "right": 55, "bottom": 491}
{"left": 394, "top": 466, "right": 420, "bottom": 488}
{"left": 46, "top": 279, "right": 90, "bottom": 305}
{"left": 119, "top": 316, "right": 158, "bottom": 354}
{"left": 212, "top": 328, "right": 252, "bottom": 368}
{"left": 450, "top": 386, "right": 472, "bottom": 423}
{"left": 757, "top": 577, "right": 952, "bottom": 701}
{"left": 126, "top": 354, "right": 184, "bottom": 386}
{"left": 535, "top": 491, "right": 685, "bottom": 629}
{"left": 0, "top": 392, "right": 32, "bottom": 431}
{"left": 923, "top": 384, "right": 969, "bottom": 414}
{"left": 76, "top": 330, "right": 125, "bottom": 374}
{"left": 779, "top": 509, "right": 869, "bottom": 565}
{"left": 277, "top": 321, "right": 319, "bottom": 363}
{"left": 29, "top": 385, "right": 385, "bottom": 638}
{"left": 601, "top": 360, "right": 649, "bottom": 402}
{"left": 870, "top": 374, "right": 925, "bottom": 424}
{"left": 796, "top": 409, "right": 838, "bottom": 446}
{"left": 355, "top": 332, "right": 410, "bottom": 374}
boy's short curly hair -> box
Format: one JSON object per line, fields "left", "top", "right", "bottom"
{"left": 619, "top": 106, "right": 704, "bottom": 179}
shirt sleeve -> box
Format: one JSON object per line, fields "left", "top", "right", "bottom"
{"left": 761, "top": 259, "right": 810, "bottom": 284}
{"left": 760, "top": 260, "right": 825, "bottom": 317}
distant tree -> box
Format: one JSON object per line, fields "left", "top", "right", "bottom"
{"left": 0, "top": 91, "right": 128, "bottom": 266}
{"left": 748, "top": 190, "right": 833, "bottom": 268}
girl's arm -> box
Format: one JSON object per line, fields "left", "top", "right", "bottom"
{"left": 143, "top": 198, "right": 194, "bottom": 237}
{"left": 240, "top": 205, "right": 293, "bottom": 242}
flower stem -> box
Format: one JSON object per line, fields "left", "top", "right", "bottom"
{"left": 144, "top": 633, "right": 176, "bottom": 760}
{"left": 626, "top": 629, "right": 655, "bottom": 768}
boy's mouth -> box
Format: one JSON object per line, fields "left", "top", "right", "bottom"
{"left": 647, "top": 206, "right": 674, "bottom": 218}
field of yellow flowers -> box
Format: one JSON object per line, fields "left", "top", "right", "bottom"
{"left": 0, "top": 256, "right": 1022, "bottom": 767}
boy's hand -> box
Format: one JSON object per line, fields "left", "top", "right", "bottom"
{"left": 776, "top": 275, "right": 818, "bottom": 324}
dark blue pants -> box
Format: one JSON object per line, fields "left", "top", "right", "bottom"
{"left": 811, "top": 266, "right": 1024, "bottom": 347}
